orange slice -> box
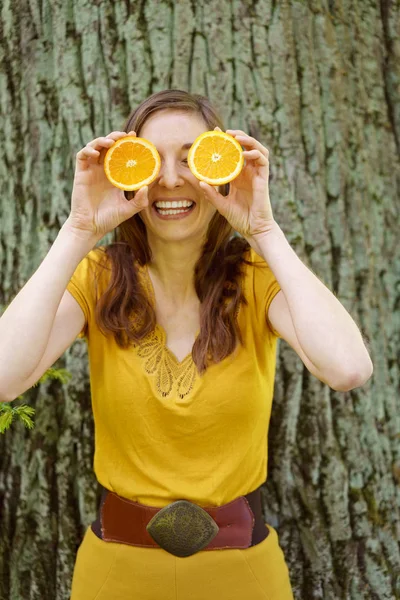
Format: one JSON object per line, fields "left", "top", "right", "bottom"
{"left": 104, "top": 136, "right": 161, "bottom": 191}
{"left": 187, "top": 131, "right": 244, "bottom": 185}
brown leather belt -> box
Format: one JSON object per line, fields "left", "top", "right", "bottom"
{"left": 91, "top": 484, "right": 268, "bottom": 557}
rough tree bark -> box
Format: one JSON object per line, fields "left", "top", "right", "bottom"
{"left": 0, "top": 1, "right": 399, "bottom": 599}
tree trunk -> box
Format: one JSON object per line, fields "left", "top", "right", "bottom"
{"left": 0, "top": 1, "right": 399, "bottom": 599}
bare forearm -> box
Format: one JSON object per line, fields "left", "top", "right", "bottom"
{"left": 0, "top": 220, "right": 98, "bottom": 389}
{"left": 254, "top": 223, "right": 373, "bottom": 383}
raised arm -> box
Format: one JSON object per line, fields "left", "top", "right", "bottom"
{"left": 0, "top": 129, "right": 149, "bottom": 402}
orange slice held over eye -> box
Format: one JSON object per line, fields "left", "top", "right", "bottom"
{"left": 187, "top": 130, "right": 244, "bottom": 186}
{"left": 104, "top": 136, "right": 161, "bottom": 191}
{"left": 104, "top": 131, "right": 243, "bottom": 190}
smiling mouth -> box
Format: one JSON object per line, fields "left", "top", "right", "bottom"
{"left": 151, "top": 202, "right": 196, "bottom": 221}
{"left": 153, "top": 200, "right": 195, "bottom": 216}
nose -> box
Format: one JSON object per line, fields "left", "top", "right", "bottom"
{"left": 157, "top": 160, "right": 184, "bottom": 189}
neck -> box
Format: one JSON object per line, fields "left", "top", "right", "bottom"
{"left": 146, "top": 233, "right": 204, "bottom": 305}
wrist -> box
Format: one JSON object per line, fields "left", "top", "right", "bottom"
{"left": 244, "top": 221, "right": 285, "bottom": 256}
{"left": 61, "top": 218, "right": 102, "bottom": 247}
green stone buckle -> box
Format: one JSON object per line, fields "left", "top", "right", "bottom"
{"left": 146, "top": 500, "right": 219, "bottom": 557}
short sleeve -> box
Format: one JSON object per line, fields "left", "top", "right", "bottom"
{"left": 66, "top": 248, "right": 106, "bottom": 339}
{"left": 248, "top": 248, "right": 281, "bottom": 337}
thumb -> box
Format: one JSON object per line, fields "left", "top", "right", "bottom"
{"left": 199, "top": 181, "right": 227, "bottom": 216}
{"left": 124, "top": 186, "right": 149, "bottom": 217}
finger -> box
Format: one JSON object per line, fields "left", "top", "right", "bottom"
{"left": 77, "top": 146, "right": 100, "bottom": 158}
{"left": 242, "top": 149, "right": 269, "bottom": 166}
{"left": 226, "top": 129, "right": 247, "bottom": 135}
{"left": 76, "top": 145, "right": 102, "bottom": 164}
{"left": 135, "top": 185, "right": 149, "bottom": 202}
{"left": 233, "top": 134, "right": 269, "bottom": 158}
{"left": 87, "top": 131, "right": 130, "bottom": 150}
{"left": 226, "top": 129, "right": 268, "bottom": 152}
{"left": 128, "top": 186, "right": 149, "bottom": 212}
{"left": 86, "top": 136, "right": 118, "bottom": 151}
{"left": 119, "top": 186, "right": 148, "bottom": 220}
{"left": 199, "top": 181, "right": 227, "bottom": 215}
{"left": 105, "top": 131, "right": 131, "bottom": 140}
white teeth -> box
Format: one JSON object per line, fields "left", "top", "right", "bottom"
{"left": 157, "top": 207, "right": 192, "bottom": 215}
{"left": 154, "top": 200, "right": 194, "bottom": 209}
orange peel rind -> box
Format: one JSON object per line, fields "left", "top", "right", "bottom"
{"left": 104, "top": 136, "right": 161, "bottom": 191}
{"left": 187, "top": 131, "right": 244, "bottom": 185}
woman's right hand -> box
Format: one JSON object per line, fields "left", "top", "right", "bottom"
{"left": 67, "top": 131, "right": 149, "bottom": 239}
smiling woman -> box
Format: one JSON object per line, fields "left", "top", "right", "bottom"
{"left": 59, "top": 89, "right": 296, "bottom": 599}
{"left": 93, "top": 93, "right": 247, "bottom": 374}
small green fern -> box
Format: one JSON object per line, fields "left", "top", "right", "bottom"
{"left": 0, "top": 366, "right": 72, "bottom": 433}
{"left": 32, "top": 367, "right": 72, "bottom": 386}
{"left": 0, "top": 404, "right": 35, "bottom": 433}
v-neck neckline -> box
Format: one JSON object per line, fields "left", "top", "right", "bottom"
{"left": 153, "top": 323, "right": 196, "bottom": 365}
{"left": 140, "top": 263, "right": 200, "bottom": 365}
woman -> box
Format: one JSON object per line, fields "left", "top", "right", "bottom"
{"left": 0, "top": 90, "right": 373, "bottom": 599}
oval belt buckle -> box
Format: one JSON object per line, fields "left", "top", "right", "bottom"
{"left": 146, "top": 500, "right": 219, "bottom": 557}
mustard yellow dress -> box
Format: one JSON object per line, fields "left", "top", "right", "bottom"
{"left": 66, "top": 246, "right": 294, "bottom": 600}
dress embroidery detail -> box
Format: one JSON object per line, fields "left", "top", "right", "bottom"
{"left": 133, "top": 325, "right": 197, "bottom": 399}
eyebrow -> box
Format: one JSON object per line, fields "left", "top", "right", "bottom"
{"left": 157, "top": 142, "right": 193, "bottom": 154}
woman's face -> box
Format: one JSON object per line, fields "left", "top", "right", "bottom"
{"left": 137, "top": 110, "right": 218, "bottom": 244}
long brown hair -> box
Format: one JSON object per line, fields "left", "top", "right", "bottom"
{"left": 93, "top": 89, "right": 254, "bottom": 374}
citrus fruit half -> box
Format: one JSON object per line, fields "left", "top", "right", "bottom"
{"left": 104, "top": 136, "right": 161, "bottom": 191}
{"left": 187, "top": 131, "right": 244, "bottom": 185}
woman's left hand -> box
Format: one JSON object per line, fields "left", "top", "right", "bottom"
{"left": 199, "top": 127, "right": 275, "bottom": 241}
